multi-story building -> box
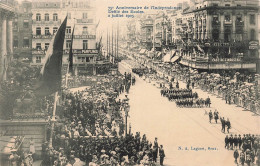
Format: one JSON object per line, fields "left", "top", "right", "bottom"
{"left": 171, "top": 0, "right": 259, "bottom": 72}
{"left": 13, "top": 0, "right": 32, "bottom": 62}
{"left": 0, "top": 0, "right": 15, "bottom": 81}
{"left": 30, "top": 0, "right": 104, "bottom": 75}
{"left": 140, "top": 15, "right": 154, "bottom": 50}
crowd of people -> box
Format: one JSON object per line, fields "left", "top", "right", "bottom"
{"left": 42, "top": 133, "right": 165, "bottom": 166}
{"left": 207, "top": 109, "right": 232, "bottom": 133}
{"left": 160, "top": 88, "right": 211, "bottom": 108}
{"left": 226, "top": 134, "right": 260, "bottom": 166}
{"left": 135, "top": 56, "right": 259, "bottom": 115}
{"left": 39, "top": 73, "right": 164, "bottom": 166}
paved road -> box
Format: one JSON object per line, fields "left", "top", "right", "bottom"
{"left": 118, "top": 61, "right": 260, "bottom": 166}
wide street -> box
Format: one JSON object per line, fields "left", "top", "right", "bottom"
{"left": 118, "top": 61, "right": 260, "bottom": 166}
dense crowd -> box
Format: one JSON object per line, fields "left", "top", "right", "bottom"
{"left": 133, "top": 56, "right": 259, "bottom": 114}
{"left": 160, "top": 87, "right": 211, "bottom": 108}
{"left": 225, "top": 134, "right": 260, "bottom": 166}
{"left": 39, "top": 73, "right": 164, "bottom": 166}
{"left": 42, "top": 133, "right": 165, "bottom": 166}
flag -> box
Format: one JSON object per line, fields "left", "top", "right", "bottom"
{"left": 69, "top": 25, "right": 75, "bottom": 74}
{"left": 34, "top": 17, "right": 67, "bottom": 97}
{"left": 170, "top": 50, "right": 176, "bottom": 60}
{"left": 197, "top": 45, "right": 204, "bottom": 53}
{"left": 96, "top": 19, "right": 100, "bottom": 29}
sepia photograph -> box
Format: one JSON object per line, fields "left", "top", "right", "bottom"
{"left": 0, "top": 0, "right": 259, "bottom": 165}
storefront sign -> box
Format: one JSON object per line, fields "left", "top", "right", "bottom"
{"left": 63, "top": 49, "right": 98, "bottom": 54}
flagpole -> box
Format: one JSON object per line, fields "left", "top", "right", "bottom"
{"left": 49, "top": 91, "right": 58, "bottom": 148}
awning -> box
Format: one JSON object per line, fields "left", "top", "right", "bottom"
{"left": 171, "top": 53, "right": 183, "bottom": 63}
{"left": 163, "top": 53, "right": 171, "bottom": 62}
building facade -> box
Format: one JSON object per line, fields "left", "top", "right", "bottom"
{"left": 0, "top": 0, "right": 15, "bottom": 81}
{"left": 30, "top": 0, "right": 102, "bottom": 75}
{"left": 170, "top": 0, "right": 259, "bottom": 72}
{"left": 13, "top": 0, "right": 32, "bottom": 62}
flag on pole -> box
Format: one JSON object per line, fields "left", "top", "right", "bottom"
{"left": 197, "top": 45, "right": 204, "bottom": 53}
{"left": 34, "top": 17, "right": 67, "bottom": 97}
{"left": 96, "top": 19, "right": 100, "bottom": 29}
{"left": 68, "top": 25, "right": 75, "bottom": 74}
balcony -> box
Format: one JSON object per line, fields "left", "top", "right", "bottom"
{"left": 212, "top": 21, "right": 220, "bottom": 26}
{"left": 32, "top": 49, "right": 45, "bottom": 55}
{"left": 32, "top": 35, "right": 53, "bottom": 39}
{"left": 76, "top": 19, "right": 94, "bottom": 24}
{"left": 236, "top": 21, "right": 244, "bottom": 26}
{"left": 32, "top": 20, "right": 61, "bottom": 24}
{"left": 224, "top": 20, "right": 232, "bottom": 25}
{"left": 180, "top": 57, "right": 257, "bottom": 70}
{"left": 0, "top": 0, "right": 14, "bottom": 11}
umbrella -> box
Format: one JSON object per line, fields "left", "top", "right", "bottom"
{"left": 225, "top": 77, "right": 230, "bottom": 80}
{"left": 216, "top": 84, "right": 223, "bottom": 89}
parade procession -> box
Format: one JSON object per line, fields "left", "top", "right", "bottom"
{"left": 0, "top": 0, "right": 260, "bottom": 166}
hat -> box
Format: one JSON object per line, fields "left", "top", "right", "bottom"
{"left": 101, "top": 149, "right": 105, "bottom": 153}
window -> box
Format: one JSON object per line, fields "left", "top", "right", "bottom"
{"left": 24, "top": 8, "right": 27, "bottom": 13}
{"left": 45, "top": 43, "right": 49, "bottom": 50}
{"left": 224, "top": 28, "right": 231, "bottom": 42}
{"left": 36, "top": 13, "right": 41, "bottom": 21}
{"left": 82, "top": 26, "right": 88, "bottom": 34}
{"left": 212, "top": 29, "right": 219, "bottom": 42}
{"left": 23, "top": 37, "right": 29, "bottom": 48}
{"left": 23, "top": 20, "right": 29, "bottom": 28}
{"left": 66, "top": 26, "right": 71, "bottom": 34}
{"left": 36, "top": 43, "right": 41, "bottom": 50}
{"left": 250, "top": 29, "right": 255, "bottom": 40}
{"left": 250, "top": 14, "right": 255, "bottom": 25}
{"left": 225, "top": 4, "right": 230, "bottom": 6}
{"left": 45, "top": 27, "right": 50, "bottom": 35}
{"left": 13, "top": 39, "right": 18, "bottom": 48}
{"left": 83, "top": 40, "right": 88, "bottom": 50}
{"left": 45, "top": 3, "right": 48, "bottom": 7}
{"left": 225, "top": 15, "right": 230, "bottom": 21}
{"left": 66, "top": 40, "right": 71, "bottom": 49}
{"left": 82, "top": 13, "right": 88, "bottom": 19}
{"left": 36, "top": 27, "right": 41, "bottom": 35}
{"left": 236, "top": 15, "right": 242, "bottom": 22}
{"left": 53, "top": 27, "right": 58, "bottom": 34}
{"left": 45, "top": 13, "right": 49, "bottom": 21}
{"left": 237, "top": 4, "right": 241, "bottom": 7}
{"left": 86, "top": 57, "right": 90, "bottom": 62}
{"left": 36, "top": 56, "right": 41, "bottom": 63}
{"left": 53, "top": 13, "right": 58, "bottom": 21}
{"left": 212, "top": 4, "right": 218, "bottom": 6}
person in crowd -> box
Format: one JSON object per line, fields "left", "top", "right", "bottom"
{"left": 214, "top": 110, "right": 219, "bottom": 124}
{"left": 159, "top": 145, "right": 165, "bottom": 166}
{"left": 226, "top": 118, "right": 231, "bottom": 133}
{"left": 221, "top": 117, "right": 226, "bottom": 133}
{"left": 209, "top": 110, "right": 213, "bottom": 123}
{"left": 234, "top": 149, "right": 239, "bottom": 163}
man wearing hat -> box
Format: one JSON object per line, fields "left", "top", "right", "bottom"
{"left": 159, "top": 145, "right": 165, "bottom": 166}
